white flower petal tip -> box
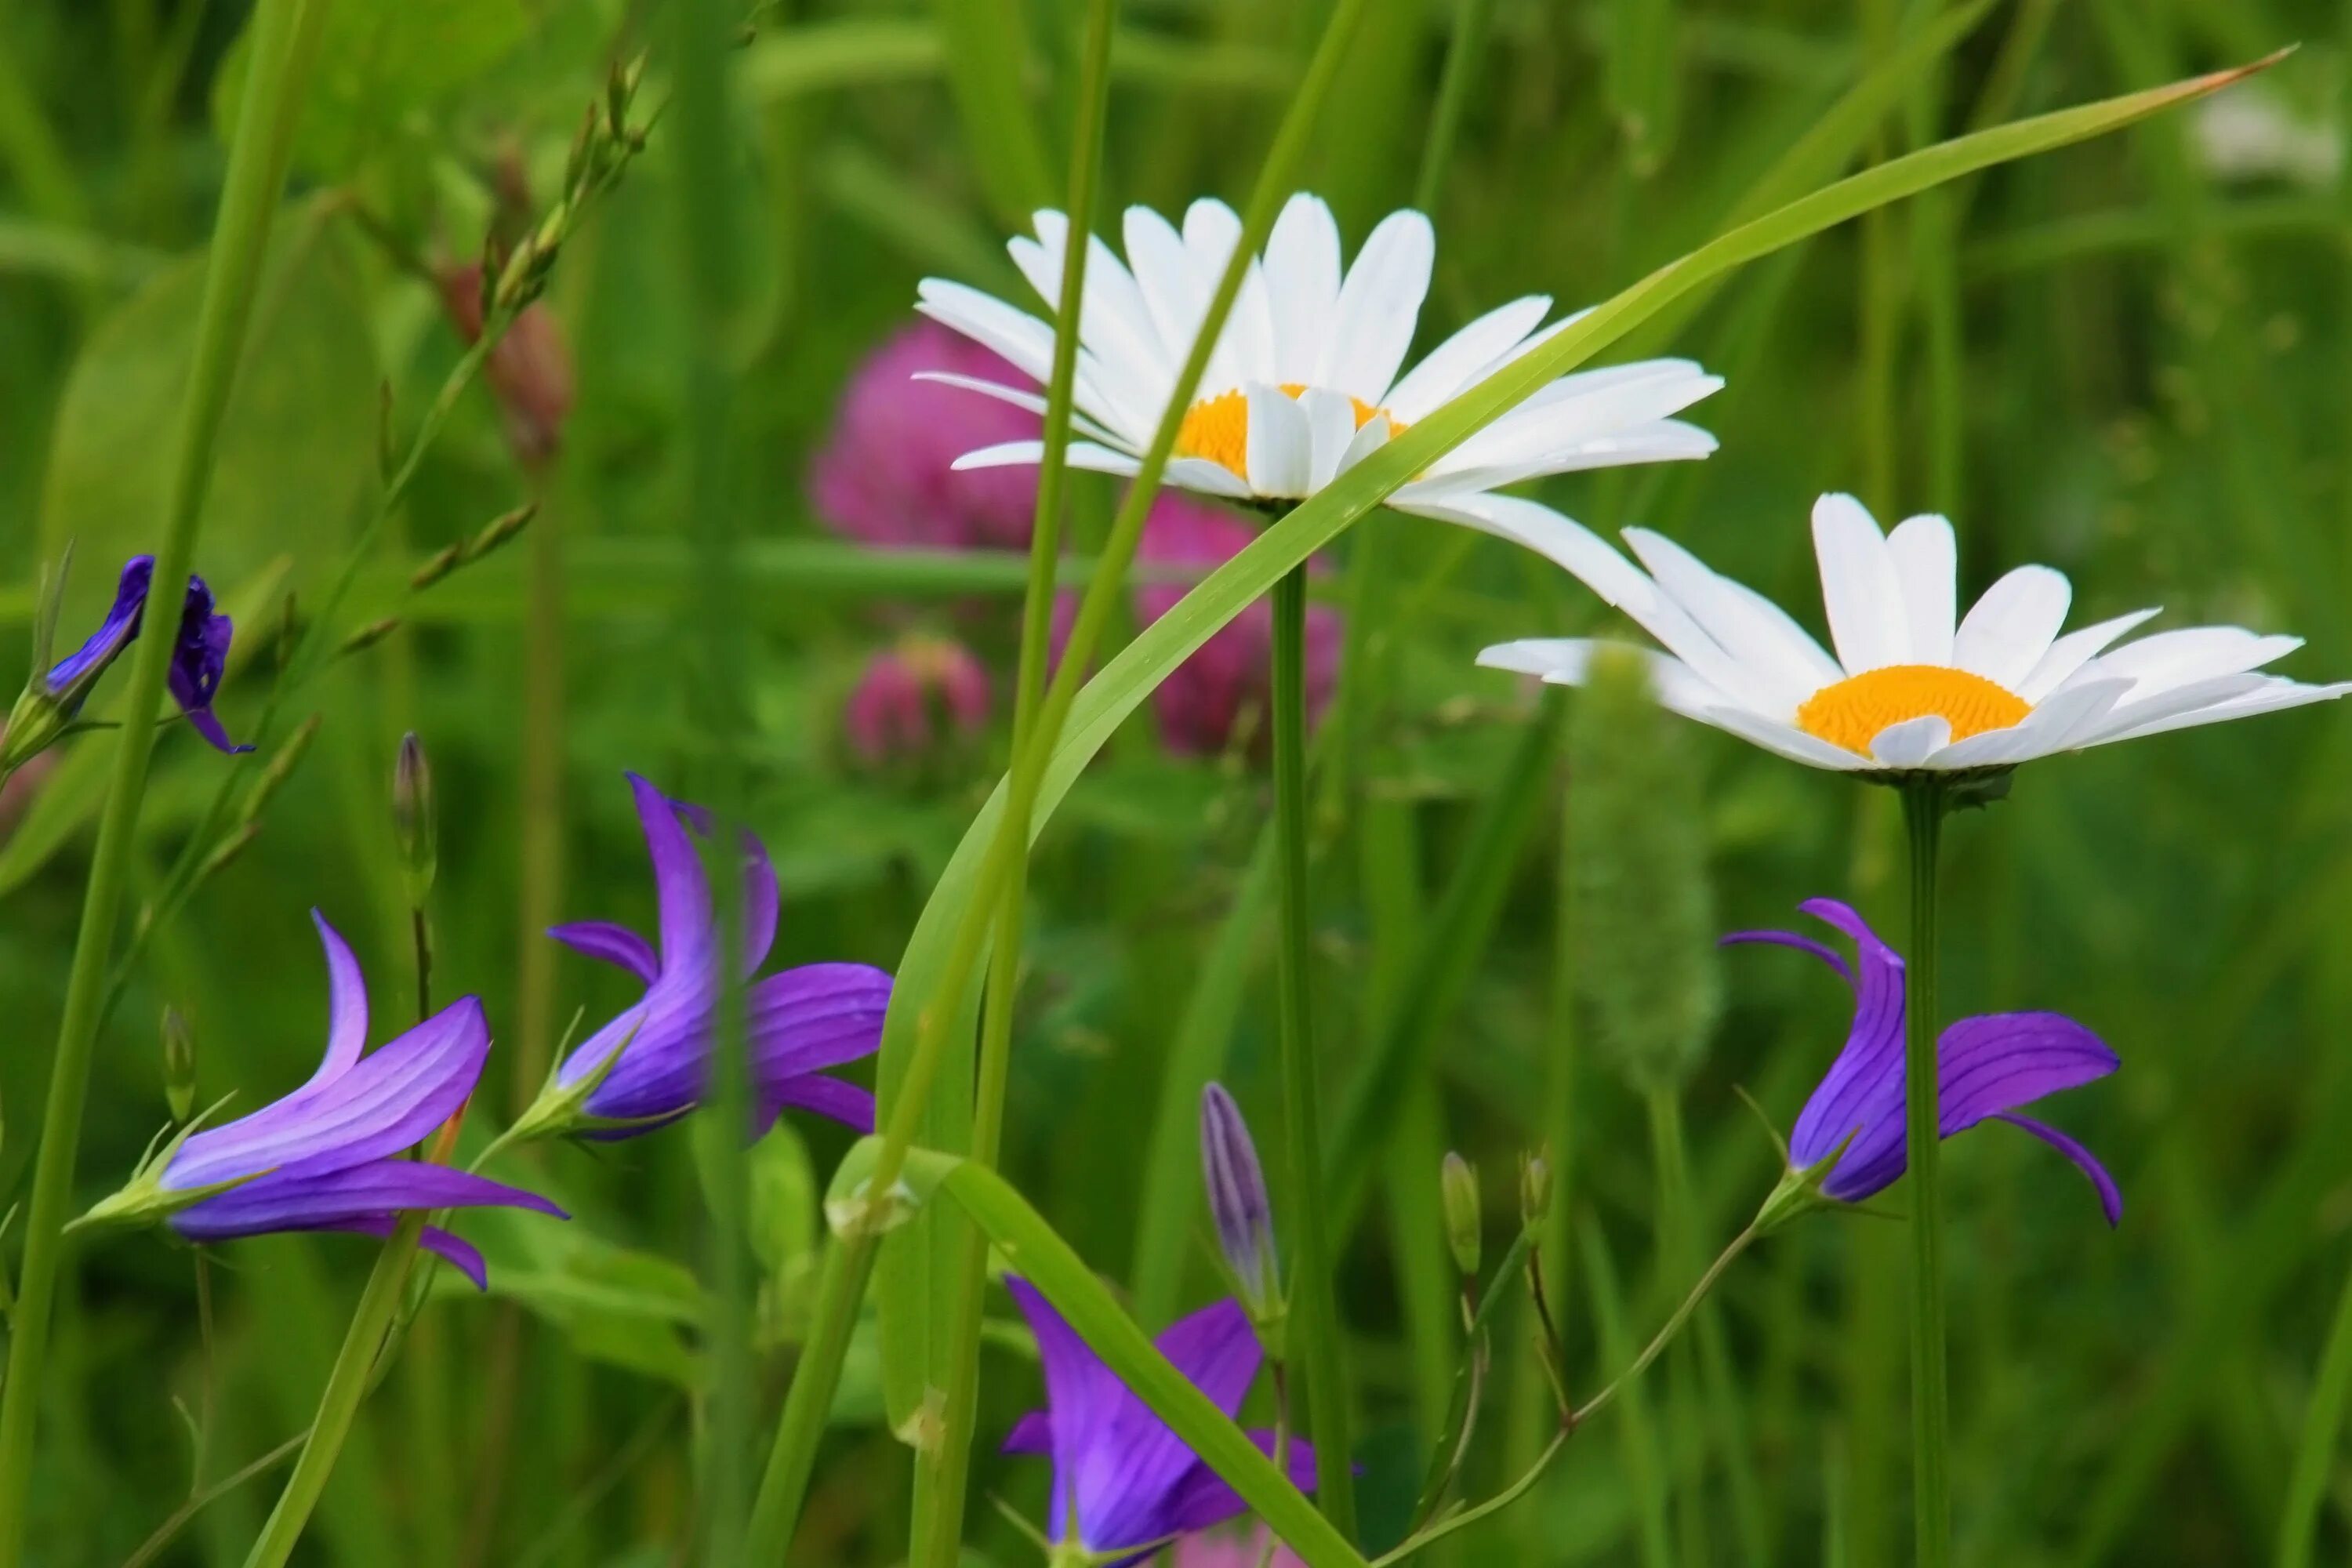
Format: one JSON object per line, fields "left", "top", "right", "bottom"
{"left": 1478, "top": 492, "right": 2349, "bottom": 778}
{"left": 912, "top": 193, "right": 1721, "bottom": 510}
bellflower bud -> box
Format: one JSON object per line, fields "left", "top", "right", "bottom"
{"left": 162, "top": 1007, "right": 197, "bottom": 1123}
{"left": 394, "top": 732, "right": 436, "bottom": 905}
{"left": 1441, "top": 1152, "right": 1482, "bottom": 1278}
{"left": 1199, "top": 1083, "right": 1280, "bottom": 1326}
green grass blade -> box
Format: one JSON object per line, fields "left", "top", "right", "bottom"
{"left": 931, "top": 0, "right": 1054, "bottom": 223}
{"left": 831, "top": 1142, "right": 1368, "bottom": 1568}
{"left": 862, "top": 52, "right": 2281, "bottom": 1317}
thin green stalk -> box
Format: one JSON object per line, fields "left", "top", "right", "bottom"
{"left": 0, "top": 1, "right": 321, "bottom": 1556}
{"left": 1274, "top": 565, "right": 1357, "bottom": 1537}
{"left": 1900, "top": 779, "right": 1950, "bottom": 1568}
{"left": 1646, "top": 1091, "right": 1706, "bottom": 1568}
{"left": 1581, "top": 1220, "right": 1671, "bottom": 1568}
{"left": 1574, "top": 1224, "right": 1759, "bottom": 1430}
{"left": 670, "top": 0, "right": 753, "bottom": 1550}
{"left": 919, "top": 0, "right": 1114, "bottom": 1557}
{"left": 753, "top": 0, "right": 1377, "bottom": 1550}
{"left": 1508, "top": 727, "right": 1577, "bottom": 1561}
{"left": 514, "top": 485, "right": 567, "bottom": 1109}
{"left": 239, "top": 1216, "right": 428, "bottom": 1568}
{"left": 2275, "top": 1245, "right": 2352, "bottom": 1568}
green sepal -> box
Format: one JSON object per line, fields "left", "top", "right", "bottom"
{"left": 68, "top": 1095, "right": 265, "bottom": 1235}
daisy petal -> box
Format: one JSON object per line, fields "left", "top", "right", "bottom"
{"left": 1951, "top": 565, "right": 2071, "bottom": 688}
{"left": 1123, "top": 205, "right": 1207, "bottom": 368}
{"left": 1262, "top": 194, "right": 1341, "bottom": 386}
{"left": 2017, "top": 608, "right": 2161, "bottom": 702}
{"left": 1317, "top": 209, "right": 1434, "bottom": 403}
{"left": 1867, "top": 713, "right": 1952, "bottom": 768}
{"left": 1298, "top": 387, "right": 1359, "bottom": 492}
{"left": 2085, "top": 677, "right": 2352, "bottom": 746}
{"left": 1811, "top": 493, "right": 1911, "bottom": 674}
{"left": 908, "top": 372, "right": 1124, "bottom": 446}
{"left": 1381, "top": 296, "right": 1553, "bottom": 423}
{"left": 1243, "top": 383, "right": 1312, "bottom": 499}
{"left": 1623, "top": 527, "right": 1841, "bottom": 712}
{"left": 2085, "top": 626, "right": 2304, "bottom": 699}
{"left": 1885, "top": 514, "right": 1957, "bottom": 666}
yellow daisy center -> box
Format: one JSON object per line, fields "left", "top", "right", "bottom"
{"left": 1174, "top": 383, "right": 1402, "bottom": 482}
{"left": 1794, "top": 664, "right": 2031, "bottom": 753}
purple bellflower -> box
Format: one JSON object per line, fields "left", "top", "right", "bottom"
{"left": 1002, "top": 1278, "right": 1317, "bottom": 1565}
{"left": 1726, "top": 898, "right": 2122, "bottom": 1226}
{"left": 78, "top": 913, "right": 562, "bottom": 1289}
{"left": 41, "top": 556, "right": 250, "bottom": 752}
{"left": 533, "top": 773, "right": 892, "bottom": 1138}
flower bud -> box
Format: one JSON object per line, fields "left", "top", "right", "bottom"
{"left": 843, "top": 636, "right": 990, "bottom": 770}
{"left": 1569, "top": 646, "right": 1720, "bottom": 1096}
{"left": 162, "top": 1007, "right": 197, "bottom": 1123}
{"left": 339, "top": 617, "right": 401, "bottom": 657}
{"left": 1519, "top": 1147, "right": 1555, "bottom": 1231}
{"left": 394, "top": 732, "right": 437, "bottom": 904}
{"left": 1200, "top": 1083, "right": 1279, "bottom": 1323}
{"left": 1440, "top": 1152, "right": 1481, "bottom": 1278}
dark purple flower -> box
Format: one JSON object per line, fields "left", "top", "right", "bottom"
{"left": 809, "top": 320, "right": 1045, "bottom": 552}
{"left": 163, "top": 569, "right": 249, "bottom": 753}
{"left": 1002, "top": 1278, "right": 1317, "bottom": 1563}
{"left": 42, "top": 555, "right": 250, "bottom": 753}
{"left": 549, "top": 773, "right": 892, "bottom": 1134}
{"left": 1724, "top": 897, "right": 2122, "bottom": 1225}
{"left": 153, "top": 912, "right": 562, "bottom": 1288}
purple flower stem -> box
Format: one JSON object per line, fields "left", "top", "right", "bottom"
{"left": 1900, "top": 779, "right": 1953, "bottom": 1568}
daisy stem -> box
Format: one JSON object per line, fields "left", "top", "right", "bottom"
{"left": 238, "top": 1214, "right": 428, "bottom": 1568}
{"left": 0, "top": 0, "right": 322, "bottom": 1555}
{"left": 1273, "top": 564, "right": 1359, "bottom": 1539}
{"left": 916, "top": 0, "right": 1114, "bottom": 1558}
{"left": 1899, "top": 779, "right": 1951, "bottom": 1567}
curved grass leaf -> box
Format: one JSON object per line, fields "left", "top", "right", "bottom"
{"left": 830, "top": 1138, "right": 1367, "bottom": 1568}
{"left": 868, "top": 50, "right": 2285, "bottom": 1276}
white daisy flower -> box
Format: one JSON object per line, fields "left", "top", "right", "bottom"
{"left": 912, "top": 192, "right": 1724, "bottom": 524}
{"left": 1476, "top": 492, "right": 2350, "bottom": 775}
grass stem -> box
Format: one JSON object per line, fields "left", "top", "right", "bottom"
{"left": 0, "top": 1, "right": 321, "bottom": 1555}
{"left": 1273, "top": 564, "right": 1356, "bottom": 1538}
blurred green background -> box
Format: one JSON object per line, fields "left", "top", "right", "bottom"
{"left": 2, "top": 0, "right": 2347, "bottom": 1563}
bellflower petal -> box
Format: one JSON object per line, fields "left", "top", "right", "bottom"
{"left": 1726, "top": 899, "right": 2121, "bottom": 1222}
{"left": 550, "top": 774, "right": 891, "bottom": 1134}
{"left": 165, "top": 572, "right": 250, "bottom": 753}
{"left": 548, "top": 920, "right": 660, "bottom": 983}
{"left": 1004, "top": 1278, "right": 1300, "bottom": 1558}
{"left": 124, "top": 913, "right": 561, "bottom": 1282}
{"left": 44, "top": 556, "right": 153, "bottom": 706}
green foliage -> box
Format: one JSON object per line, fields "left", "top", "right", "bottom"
{"left": 1568, "top": 647, "right": 1720, "bottom": 1096}
{"left": 37, "top": 206, "right": 376, "bottom": 602}
{"left": 0, "top": 2, "right": 2339, "bottom": 1565}
{"left": 209, "top": 0, "right": 538, "bottom": 178}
